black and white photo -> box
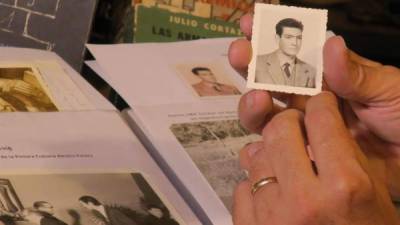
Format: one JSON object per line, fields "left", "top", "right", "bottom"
{"left": 170, "top": 120, "right": 260, "bottom": 211}
{"left": 247, "top": 4, "right": 327, "bottom": 95}
{"left": 0, "top": 173, "right": 182, "bottom": 225}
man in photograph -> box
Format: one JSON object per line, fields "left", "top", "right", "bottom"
{"left": 191, "top": 67, "right": 241, "bottom": 97}
{"left": 255, "top": 18, "right": 316, "bottom": 88}
{"left": 78, "top": 195, "right": 140, "bottom": 225}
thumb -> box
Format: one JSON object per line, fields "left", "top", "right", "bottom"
{"left": 323, "top": 36, "right": 400, "bottom": 104}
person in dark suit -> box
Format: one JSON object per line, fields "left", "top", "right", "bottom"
{"left": 32, "top": 201, "right": 67, "bottom": 225}
{"left": 22, "top": 208, "right": 68, "bottom": 225}
{"left": 255, "top": 18, "right": 316, "bottom": 88}
{"left": 79, "top": 195, "right": 139, "bottom": 225}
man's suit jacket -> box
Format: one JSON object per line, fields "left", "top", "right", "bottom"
{"left": 255, "top": 50, "right": 316, "bottom": 88}
{"left": 104, "top": 206, "right": 138, "bottom": 225}
{"left": 40, "top": 215, "right": 68, "bottom": 225}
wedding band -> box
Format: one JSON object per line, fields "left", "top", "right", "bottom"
{"left": 251, "top": 177, "right": 278, "bottom": 196}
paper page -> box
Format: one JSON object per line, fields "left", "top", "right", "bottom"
{"left": 85, "top": 60, "right": 111, "bottom": 82}
{"left": 87, "top": 38, "right": 247, "bottom": 107}
{"left": 0, "top": 47, "right": 115, "bottom": 111}
{"left": 0, "top": 111, "right": 199, "bottom": 225}
{"left": 126, "top": 101, "right": 261, "bottom": 225}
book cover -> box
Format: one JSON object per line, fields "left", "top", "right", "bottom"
{"left": 134, "top": 4, "right": 242, "bottom": 42}
{"left": 0, "top": 0, "right": 97, "bottom": 71}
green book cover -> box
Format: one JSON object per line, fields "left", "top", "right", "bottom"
{"left": 134, "top": 5, "right": 243, "bottom": 42}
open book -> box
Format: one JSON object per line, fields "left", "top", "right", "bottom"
{"left": 86, "top": 38, "right": 261, "bottom": 225}
{"left": 87, "top": 31, "right": 389, "bottom": 225}
{"left": 0, "top": 47, "right": 201, "bottom": 225}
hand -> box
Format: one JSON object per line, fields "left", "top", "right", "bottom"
{"left": 229, "top": 13, "right": 400, "bottom": 199}
{"left": 234, "top": 92, "right": 400, "bottom": 225}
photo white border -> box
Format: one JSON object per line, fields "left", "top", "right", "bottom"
{"left": 247, "top": 3, "right": 327, "bottom": 96}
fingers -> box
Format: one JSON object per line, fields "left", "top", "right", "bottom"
{"left": 245, "top": 142, "right": 280, "bottom": 201}
{"left": 229, "top": 12, "right": 253, "bottom": 77}
{"left": 262, "top": 109, "right": 316, "bottom": 191}
{"left": 305, "top": 92, "right": 367, "bottom": 181}
{"left": 238, "top": 90, "right": 283, "bottom": 133}
{"left": 239, "top": 142, "right": 263, "bottom": 171}
{"left": 239, "top": 13, "right": 253, "bottom": 39}
{"left": 323, "top": 36, "right": 400, "bottom": 104}
{"left": 228, "top": 39, "right": 252, "bottom": 77}
{"left": 233, "top": 181, "right": 256, "bottom": 225}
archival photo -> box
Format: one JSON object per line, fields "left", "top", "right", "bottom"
{"left": 170, "top": 120, "right": 261, "bottom": 211}
{"left": 247, "top": 4, "right": 327, "bottom": 95}
{"left": 0, "top": 66, "right": 58, "bottom": 112}
{"left": 175, "top": 63, "right": 241, "bottom": 98}
{"left": 0, "top": 172, "right": 182, "bottom": 225}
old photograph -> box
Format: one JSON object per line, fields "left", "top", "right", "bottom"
{"left": 0, "top": 172, "right": 182, "bottom": 225}
{"left": 0, "top": 66, "right": 58, "bottom": 112}
{"left": 247, "top": 4, "right": 327, "bottom": 95}
{"left": 175, "top": 63, "right": 241, "bottom": 98}
{"left": 170, "top": 120, "right": 261, "bottom": 211}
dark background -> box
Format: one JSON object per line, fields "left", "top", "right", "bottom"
{"left": 86, "top": 0, "right": 400, "bottom": 108}
{"left": 90, "top": 0, "right": 400, "bottom": 67}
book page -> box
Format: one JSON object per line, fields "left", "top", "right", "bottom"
{"left": 0, "top": 111, "right": 199, "bottom": 225}
{"left": 0, "top": 47, "right": 115, "bottom": 111}
{"left": 87, "top": 38, "right": 247, "bottom": 107}
{"left": 125, "top": 101, "right": 261, "bottom": 225}
{"left": 0, "top": 61, "right": 95, "bottom": 111}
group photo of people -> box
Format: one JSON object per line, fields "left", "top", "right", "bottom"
{"left": 0, "top": 173, "right": 180, "bottom": 225}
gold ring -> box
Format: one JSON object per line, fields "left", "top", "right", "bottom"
{"left": 251, "top": 177, "right": 278, "bottom": 196}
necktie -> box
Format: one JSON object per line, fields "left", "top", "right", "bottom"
{"left": 283, "top": 63, "right": 291, "bottom": 78}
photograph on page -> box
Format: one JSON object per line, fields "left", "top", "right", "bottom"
{"left": 0, "top": 65, "right": 58, "bottom": 112}
{"left": 247, "top": 4, "right": 327, "bottom": 95}
{"left": 175, "top": 63, "right": 241, "bottom": 98}
{"left": 170, "top": 119, "right": 260, "bottom": 211}
{"left": 0, "top": 172, "right": 183, "bottom": 225}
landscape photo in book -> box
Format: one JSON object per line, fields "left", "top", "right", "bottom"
{"left": 170, "top": 119, "right": 260, "bottom": 211}
{"left": 0, "top": 66, "right": 57, "bottom": 112}
{"left": 0, "top": 173, "right": 182, "bottom": 225}
{"left": 175, "top": 63, "right": 241, "bottom": 98}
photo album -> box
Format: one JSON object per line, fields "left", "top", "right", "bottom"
{"left": 0, "top": 47, "right": 200, "bottom": 225}
{"left": 86, "top": 37, "right": 258, "bottom": 225}
{"left": 85, "top": 3, "right": 341, "bottom": 224}
{"left": 5, "top": 2, "right": 391, "bottom": 225}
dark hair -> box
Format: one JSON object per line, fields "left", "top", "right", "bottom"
{"left": 191, "top": 67, "right": 211, "bottom": 75}
{"left": 33, "top": 201, "right": 52, "bottom": 209}
{"left": 275, "top": 18, "right": 303, "bottom": 36}
{"left": 79, "top": 196, "right": 102, "bottom": 206}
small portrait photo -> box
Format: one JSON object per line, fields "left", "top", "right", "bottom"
{"left": 0, "top": 65, "right": 58, "bottom": 112}
{"left": 247, "top": 4, "right": 327, "bottom": 95}
{"left": 175, "top": 63, "right": 241, "bottom": 98}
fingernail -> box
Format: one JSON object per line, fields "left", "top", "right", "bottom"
{"left": 247, "top": 144, "right": 261, "bottom": 157}
{"left": 244, "top": 142, "right": 252, "bottom": 147}
{"left": 337, "top": 35, "right": 347, "bottom": 49}
{"left": 246, "top": 91, "right": 255, "bottom": 109}
{"left": 242, "top": 169, "right": 249, "bottom": 178}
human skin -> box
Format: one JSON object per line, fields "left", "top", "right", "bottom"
{"left": 228, "top": 13, "right": 400, "bottom": 200}
{"left": 277, "top": 27, "right": 302, "bottom": 57}
{"left": 234, "top": 92, "right": 400, "bottom": 225}
{"left": 196, "top": 70, "right": 218, "bottom": 83}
